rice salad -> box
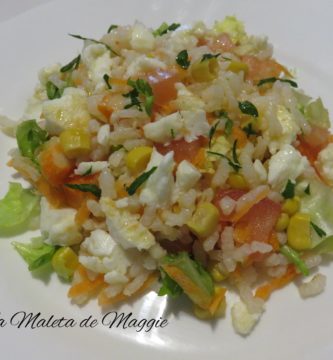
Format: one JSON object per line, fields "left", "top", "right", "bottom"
{"left": 1, "top": 16, "right": 333, "bottom": 336}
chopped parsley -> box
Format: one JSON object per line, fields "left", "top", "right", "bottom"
{"left": 201, "top": 53, "right": 220, "bottom": 62}
{"left": 123, "top": 79, "right": 154, "bottom": 116}
{"left": 170, "top": 128, "right": 175, "bottom": 139}
{"left": 82, "top": 166, "right": 93, "bottom": 176}
{"left": 153, "top": 22, "right": 180, "bottom": 36}
{"left": 69, "top": 34, "right": 119, "bottom": 56}
{"left": 214, "top": 110, "right": 233, "bottom": 136}
{"left": 60, "top": 54, "right": 81, "bottom": 73}
{"left": 238, "top": 101, "right": 259, "bottom": 117}
{"left": 103, "top": 74, "right": 112, "bottom": 89}
{"left": 176, "top": 50, "right": 190, "bottom": 69}
{"left": 208, "top": 121, "right": 220, "bottom": 148}
{"left": 126, "top": 166, "right": 157, "bottom": 195}
{"left": 207, "top": 141, "right": 241, "bottom": 172}
{"left": 242, "top": 123, "right": 258, "bottom": 137}
{"left": 311, "top": 222, "right": 326, "bottom": 238}
{"left": 304, "top": 184, "right": 311, "bottom": 195}
{"left": 65, "top": 184, "right": 101, "bottom": 198}
{"left": 257, "top": 77, "right": 298, "bottom": 88}
{"left": 224, "top": 118, "right": 234, "bottom": 137}
{"left": 281, "top": 179, "right": 296, "bottom": 199}
{"left": 107, "top": 24, "right": 118, "bottom": 33}
{"left": 46, "top": 81, "right": 62, "bottom": 100}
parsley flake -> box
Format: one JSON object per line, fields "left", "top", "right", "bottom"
{"left": 126, "top": 166, "right": 157, "bottom": 195}
{"left": 281, "top": 179, "right": 296, "bottom": 199}
{"left": 176, "top": 50, "right": 190, "bottom": 69}
{"left": 238, "top": 100, "right": 259, "bottom": 117}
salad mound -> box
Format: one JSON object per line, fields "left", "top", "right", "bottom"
{"left": 1, "top": 16, "right": 333, "bottom": 335}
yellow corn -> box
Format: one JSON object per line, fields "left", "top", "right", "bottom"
{"left": 227, "top": 173, "right": 248, "bottom": 190}
{"left": 51, "top": 247, "right": 79, "bottom": 280}
{"left": 187, "top": 202, "right": 220, "bottom": 238}
{"left": 209, "top": 264, "right": 226, "bottom": 282}
{"left": 191, "top": 58, "right": 219, "bottom": 82}
{"left": 59, "top": 128, "right": 91, "bottom": 159}
{"left": 275, "top": 213, "right": 290, "bottom": 231}
{"left": 125, "top": 146, "right": 153, "bottom": 174}
{"left": 282, "top": 197, "right": 300, "bottom": 216}
{"left": 287, "top": 213, "right": 312, "bottom": 250}
{"left": 227, "top": 61, "right": 249, "bottom": 73}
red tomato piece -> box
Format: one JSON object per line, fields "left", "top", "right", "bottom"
{"left": 234, "top": 198, "right": 281, "bottom": 244}
{"left": 147, "top": 69, "right": 180, "bottom": 107}
{"left": 241, "top": 55, "right": 286, "bottom": 82}
{"left": 155, "top": 137, "right": 207, "bottom": 164}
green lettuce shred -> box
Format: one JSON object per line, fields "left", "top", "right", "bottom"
{"left": 12, "top": 237, "right": 56, "bottom": 271}
{"left": 213, "top": 16, "right": 246, "bottom": 43}
{"left": 312, "top": 236, "right": 333, "bottom": 254}
{"left": 0, "top": 182, "right": 40, "bottom": 236}
{"left": 158, "top": 268, "right": 183, "bottom": 298}
{"left": 304, "top": 98, "right": 330, "bottom": 129}
{"left": 300, "top": 179, "right": 333, "bottom": 246}
{"left": 16, "top": 119, "right": 48, "bottom": 164}
{"left": 159, "top": 252, "right": 214, "bottom": 308}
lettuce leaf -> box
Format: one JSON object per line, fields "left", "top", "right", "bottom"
{"left": 312, "top": 236, "right": 333, "bottom": 254}
{"left": 300, "top": 179, "right": 333, "bottom": 246}
{"left": 0, "top": 183, "right": 40, "bottom": 236}
{"left": 213, "top": 16, "right": 246, "bottom": 43}
{"left": 16, "top": 119, "right": 48, "bottom": 163}
{"left": 158, "top": 268, "right": 183, "bottom": 298}
{"left": 160, "top": 252, "right": 214, "bottom": 309}
{"left": 12, "top": 238, "right": 56, "bottom": 271}
{"left": 304, "top": 98, "right": 330, "bottom": 129}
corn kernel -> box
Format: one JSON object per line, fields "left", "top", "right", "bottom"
{"left": 52, "top": 247, "right": 78, "bottom": 280}
{"left": 191, "top": 58, "right": 219, "bottom": 82}
{"left": 59, "top": 128, "right": 91, "bottom": 159}
{"left": 125, "top": 146, "right": 153, "bottom": 174}
{"left": 287, "top": 213, "right": 312, "bottom": 250}
{"left": 275, "top": 213, "right": 290, "bottom": 231}
{"left": 209, "top": 264, "right": 226, "bottom": 282}
{"left": 227, "top": 61, "right": 249, "bottom": 73}
{"left": 227, "top": 173, "right": 248, "bottom": 190}
{"left": 187, "top": 202, "right": 220, "bottom": 238}
{"left": 282, "top": 197, "right": 300, "bottom": 216}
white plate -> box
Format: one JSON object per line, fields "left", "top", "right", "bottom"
{"left": 1, "top": 0, "right": 333, "bottom": 359}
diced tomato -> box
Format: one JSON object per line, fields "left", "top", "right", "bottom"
{"left": 241, "top": 55, "right": 288, "bottom": 82}
{"left": 233, "top": 198, "right": 281, "bottom": 244}
{"left": 155, "top": 137, "right": 207, "bottom": 164}
{"left": 147, "top": 69, "right": 181, "bottom": 107}
{"left": 297, "top": 126, "right": 329, "bottom": 164}
{"left": 211, "top": 33, "right": 235, "bottom": 52}
{"left": 213, "top": 189, "right": 246, "bottom": 221}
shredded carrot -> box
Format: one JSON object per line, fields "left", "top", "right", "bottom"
{"left": 98, "top": 93, "right": 113, "bottom": 118}
{"left": 35, "top": 177, "right": 67, "bottom": 208}
{"left": 255, "top": 266, "right": 296, "bottom": 301}
{"left": 208, "top": 287, "right": 227, "bottom": 315}
{"left": 75, "top": 201, "right": 91, "bottom": 225}
{"left": 98, "top": 273, "right": 158, "bottom": 307}
{"left": 68, "top": 265, "right": 104, "bottom": 298}
{"left": 192, "top": 147, "right": 206, "bottom": 168}
{"left": 111, "top": 78, "right": 128, "bottom": 86}
{"left": 231, "top": 126, "right": 248, "bottom": 148}
{"left": 39, "top": 141, "right": 74, "bottom": 186}
{"left": 230, "top": 186, "right": 270, "bottom": 223}
{"left": 267, "top": 232, "right": 280, "bottom": 251}
{"left": 115, "top": 178, "right": 128, "bottom": 198}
